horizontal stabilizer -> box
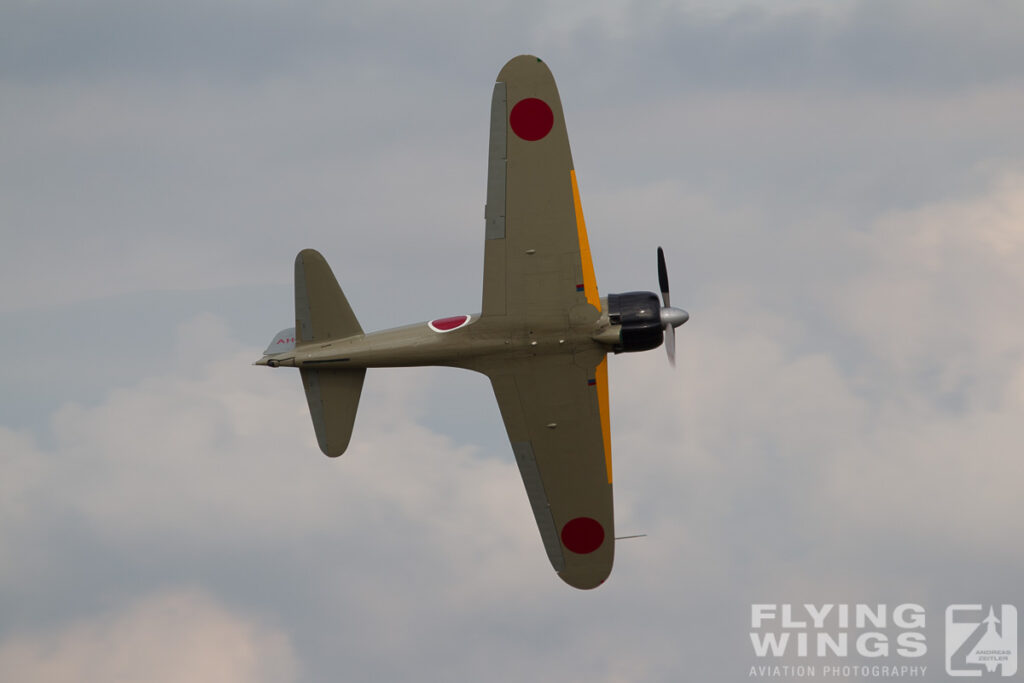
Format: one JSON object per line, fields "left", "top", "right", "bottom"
{"left": 301, "top": 368, "right": 366, "bottom": 457}
{"left": 295, "top": 249, "right": 363, "bottom": 343}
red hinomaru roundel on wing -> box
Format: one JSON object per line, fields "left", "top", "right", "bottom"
{"left": 561, "top": 517, "right": 605, "bottom": 554}
{"left": 428, "top": 315, "right": 471, "bottom": 333}
{"left": 510, "top": 98, "right": 554, "bottom": 141}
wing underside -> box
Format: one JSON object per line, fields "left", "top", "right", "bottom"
{"left": 486, "top": 354, "right": 613, "bottom": 590}
{"left": 481, "top": 56, "right": 601, "bottom": 318}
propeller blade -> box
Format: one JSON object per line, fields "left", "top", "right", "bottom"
{"left": 657, "top": 246, "right": 670, "bottom": 308}
{"left": 664, "top": 323, "right": 676, "bottom": 366}
{"left": 658, "top": 246, "right": 685, "bottom": 367}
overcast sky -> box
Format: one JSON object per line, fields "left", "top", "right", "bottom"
{"left": 2, "top": 1, "right": 1023, "bottom": 681}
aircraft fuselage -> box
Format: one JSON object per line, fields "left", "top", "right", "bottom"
{"left": 256, "top": 308, "right": 618, "bottom": 370}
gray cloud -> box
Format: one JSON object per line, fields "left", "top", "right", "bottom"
{"left": 6, "top": 1, "right": 1024, "bottom": 92}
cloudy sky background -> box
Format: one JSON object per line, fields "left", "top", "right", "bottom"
{"left": 2, "top": 1, "right": 1023, "bottom": 680}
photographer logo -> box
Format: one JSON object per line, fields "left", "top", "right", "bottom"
{"left": 945, "top": 604, "right": 1017, "bottom": 677}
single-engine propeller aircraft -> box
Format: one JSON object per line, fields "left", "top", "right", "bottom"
{"left": 255, "top": 55, "right": 688, "bottom": 589}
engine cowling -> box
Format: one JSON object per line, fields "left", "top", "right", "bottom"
{"left": 605, "top": 291, "right": 664, "bottom": 352}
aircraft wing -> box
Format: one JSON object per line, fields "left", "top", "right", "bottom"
{"left": 484, "top": 354, "right": 614, "bottom": 589}
{"left": 481, "top": 55, "right": 601, "bottom": 319}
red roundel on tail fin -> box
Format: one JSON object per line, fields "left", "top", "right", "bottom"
{"left": 561, "top": 517, "right": 605, "bottom": 554}
{"left": 510, "top": 98, "right": 554, "bottom": 141}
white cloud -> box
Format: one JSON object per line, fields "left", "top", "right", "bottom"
{"left": 593, "top": 171, "right": 1024, "bottom": 602}
{"left": 19, "top": 315, "right": 528, "bottom": 572}
{"left": 4, "top": 171, "right": 1024, "bottom": 677}
{"left": 0, "top": 314, "right": 575, "bottom": 677}
{"left": 0, "top": 590, "right": 299, "bottom": 683}
{"left": 818, "top": 172, "right": 1024, "bottom": 549}
{"left": 840, "top": 172, "right": 1024, "bottom": 381}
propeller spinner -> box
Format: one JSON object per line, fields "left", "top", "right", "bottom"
{"left": 657, "top": 246, "right": 689, "bottom": 365}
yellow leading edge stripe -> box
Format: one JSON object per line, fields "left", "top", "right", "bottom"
{"left": 571, "top": 170, "right": 613, "bottom": 484}
{"left": 571, "top": 170, "right": 600, "bottom": 310}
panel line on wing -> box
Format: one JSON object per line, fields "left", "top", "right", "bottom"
{"left": 595, "top": 357, "right": 612, "bottom": 483}
{"left": 511, "top": 440, "right": 566, "bottom": 572}
{"left": 485, "top": 82, "right": 507, "bottom": 241}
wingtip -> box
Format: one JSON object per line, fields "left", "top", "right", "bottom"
{"left": 295, "top": 247, "right": 324, "bottom": 265}
{"left": 558, "top": 564, "right": 612, "bottom": 590}
{"left": 498, "top": 55, "right": 554, "bottom": 81}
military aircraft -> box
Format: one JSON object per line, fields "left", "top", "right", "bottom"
{"left": 255, "top": 55, "right": 689, "bottom": 589}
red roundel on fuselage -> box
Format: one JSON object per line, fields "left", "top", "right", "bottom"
{"left": 510, "top": 98, "right": 554, "bottom": 141}
{"left": 561, "top": 517, "right": 605, "bottom": 554}
{"left": 428, "top": 315, "right": 470, "bottom": 333}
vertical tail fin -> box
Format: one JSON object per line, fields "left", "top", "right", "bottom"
{"left": 294, "top": 249, "right": 365, "bottom": 457}
{"left": 295, "top": 248, "right": 363, "bottom": 343}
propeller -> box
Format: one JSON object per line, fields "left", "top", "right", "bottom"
{"left": 656, "top": 246, "right": 689, "bottom": 365}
